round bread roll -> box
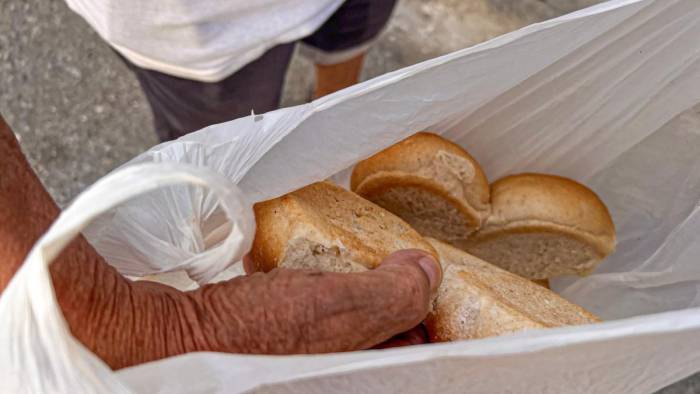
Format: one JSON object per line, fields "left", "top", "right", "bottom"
{"left": 351, "top": 132, "right": 490, "bottom": 245}
{"left": 463, "top": 173, "right": 616, "bottom": 279}
{"left": 251, "top": 181, "right": 438, "bottom": 274}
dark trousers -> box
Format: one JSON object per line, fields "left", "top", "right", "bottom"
{"left": 119, "top": 0, "right": 397, "bottom": 142}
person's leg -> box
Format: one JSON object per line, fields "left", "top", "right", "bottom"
{"left": 314, "top": 53, "right": 366, "bottom": 99}
{"left": 302, "top": 0, "right": 398, "bottom": 99}
{"left": 116, "top": 43, "right": 295, "bottom": 141}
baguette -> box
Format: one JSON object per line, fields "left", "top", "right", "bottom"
{"left": 425, "top": 238, "right": 599, "bottom": 342}
{"left": 251, "top": 181, "right": 438, "bottom": 273}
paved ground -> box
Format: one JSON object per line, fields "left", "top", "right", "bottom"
{"left": 0, "top": 0, "right": 602, "bottom": 206}
{"left": 0, "top": 0, "right": 697, "bottom": 391}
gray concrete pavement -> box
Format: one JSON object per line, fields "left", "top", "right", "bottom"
{"left": 0, "top": 0, "right": 697, "bottom": 391}
{"left": 0, "top": 0, "right": 602, "bottom": 206}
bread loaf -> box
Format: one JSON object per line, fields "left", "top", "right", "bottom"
{"left": 425, "top": 238, "right": 599, "bottom": 342}
{"left": 531, "top": 279, "right": 550, "bottom": 289}
{"left": 251, "top": 181, "right": 438, "bottom": 273}
{"left": 351, "top": 132, "right": 490, "bottom": 245}
{"left": 351, "top": 133, "right": 615, "bottom": 280}
{"left": 463, "top": 173, "right": 616, "bottom": 279}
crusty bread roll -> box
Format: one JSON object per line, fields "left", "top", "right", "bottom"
{"left": 251, "top": 181, "right": 438, "bottom": 273}
{"left": 425, "top": 238, "right": 599, "bottom": 342}
{"left": 351, "top": 132, "right": 491, "bottom": 245}
{"left": 462, "top": 173, "right": 616, "bottom": 279}
{"left": 531, "top": 279, "right": 550, "bottom": 289}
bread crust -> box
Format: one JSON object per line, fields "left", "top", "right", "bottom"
{"left": 252, "top": 182, "right": 438, "bottom": 273}
{"left": 425, "top": 239, "right": 599, "bottom": 342}
{"left": 355, "top": 174, "right": 483, "bottom": 229}
{"left": 351, "top": 132, "right": 490, "bottom": 238}
{"left": 464, "top": 173, "right": 616, "bottom": 278}
{"left": 483, "top": 173, "right": 615, "bottom": 253}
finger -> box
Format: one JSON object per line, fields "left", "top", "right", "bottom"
{"left": 193, "top": 250, "right": 440, "bottom": 354}
{"left": 379, "top": 249, "right": 442, "bottom": 293}
{"left": 307, "top": 250, "right": 439, "bottom": 350}
{"left": 372, "top": 324, "right": 429, "bottom": 349}
{"left": 243, "top": 253, "right": 256, "bottom": 275}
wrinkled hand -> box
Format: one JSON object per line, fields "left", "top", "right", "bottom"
{"left": 234, "top": 250, "right": 439, "bottom": 353}
{"left": 24, "top": 239, "right": 440, "bottom": 370}
{"left": 0, "top": 114, "right": 440, "bottom": 370}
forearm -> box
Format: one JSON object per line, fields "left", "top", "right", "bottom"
{"left": 0, "top": 116, "right": 376, "bottom": 367}
{"left": 0, "top": 115, "right": 434, "bottom": 370}
{"left": 0, "top": 116, "right": 57, "bottom": 287}
{"left": 0, "top": 124, "right": 122, "bottom": 329}
{"left": 0, "top": 115, "right": 194, "bottom": 369}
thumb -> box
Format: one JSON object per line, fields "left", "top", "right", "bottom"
{"left": 196, "top": 249, "right": 441, "bottom": 354}
{"left": 375, "top": 249, "right": 442, "bottom": 294}
{"left": 301, "top": 249, "right": 440, "bottom": 351}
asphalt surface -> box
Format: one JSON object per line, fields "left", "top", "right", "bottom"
{"left": 0, "top": 0, "right": 698, "bottom": 391}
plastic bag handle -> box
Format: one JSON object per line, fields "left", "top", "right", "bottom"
{"left": 0, "top": 163, "right": 253, "bottom": 393}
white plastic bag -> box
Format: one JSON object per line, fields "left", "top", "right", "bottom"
{"left": 3, "top": 0, "right": 700, "bottom": 392}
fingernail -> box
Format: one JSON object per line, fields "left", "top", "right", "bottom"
{"left": 417, "top": 256, "right": 440, "bottom": 292}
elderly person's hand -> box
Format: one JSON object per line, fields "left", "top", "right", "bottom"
{"left": 0, "top": 114, "right": 439, "bottom": 370}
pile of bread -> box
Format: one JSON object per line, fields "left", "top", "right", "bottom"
{"left": 250, "top": 132, "right": 616, "bottom": 342}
